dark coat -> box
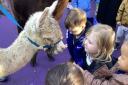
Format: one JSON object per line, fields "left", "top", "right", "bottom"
{"left": 66, "top": 29, "right": 87, "bottom": 69}
{"left": 97, "top": 0, "right": 122, "bottom": 29}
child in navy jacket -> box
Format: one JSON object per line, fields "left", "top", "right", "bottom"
{"left": 65, "top": 8, "right": 90, "bottom": 69}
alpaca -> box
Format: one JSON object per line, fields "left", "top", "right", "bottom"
{"left": 0, "top": 0, "right": 69, "bottom": 64}
{"left": 0, "top": 0, "right": 66, "bottom": 78}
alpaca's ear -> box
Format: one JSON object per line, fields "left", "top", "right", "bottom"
{"left": 47, "top": 0, "right": 69, "bottom": 21}
{"left": 40, "top": 0, "right": 69, "bottom": 21}
{"left": 48, "top": 0, "right": 59, "bottom": 15}
{"left": 39, "top": 8, "right": 49, "bottom": 27}
{"left": 39, "top": 0, "right": 58, "bottom": 23}
{"left": 53, "top": 0, "right": 69, "bottom": 21}
{"left": 39, "top": 0, "right": 69, "bottom": 24}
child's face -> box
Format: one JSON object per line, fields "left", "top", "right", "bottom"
{"left": 83, "top": 32, "right": 99, "bottom": 56}
{"left": 118, "top": 43, "right": 128, "bottom": 72}
{"left": 69, "top": 23, "right": 85, "bottom": 35}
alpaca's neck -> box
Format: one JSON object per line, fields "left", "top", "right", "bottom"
{"left": 0, "top": 12, "right": 43, "bottom": 77}
{"left": 9, "top": 30, "right": 38, "bottom": 55}
{"left": 1, "top": 30, "right": 39, "bottom": 76}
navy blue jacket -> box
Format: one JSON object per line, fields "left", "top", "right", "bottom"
{"left": 66, "top": 29, "right": 88, "bottom": 69}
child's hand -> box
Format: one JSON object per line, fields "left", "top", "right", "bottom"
{"left": 117, "top": 22, "right": 121, "bottom": 26}
{"left": 54, "top": 41, "right": 67, "bottom": 54}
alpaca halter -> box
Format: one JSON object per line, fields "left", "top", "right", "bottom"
{"left": 27, "top": 37, "right": 61, "bottom": 49}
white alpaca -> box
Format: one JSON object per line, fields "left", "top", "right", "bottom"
{"left": 0, "top": 0, "right": 66, "bottom": 78}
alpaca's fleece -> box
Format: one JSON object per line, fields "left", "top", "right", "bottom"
{"left": 0, "top": 0, "right": 66, "bottom": 77}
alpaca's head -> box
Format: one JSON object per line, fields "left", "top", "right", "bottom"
{"left": 38, "top": 8, "right": 63, "bottom": 46}
{"left": 27, "top": 0, "right": 67, "bottom": 55}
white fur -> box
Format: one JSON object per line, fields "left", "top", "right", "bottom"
{"left": 49, "top": 0, "right": 58, "bottom": 15}
{"left": 0, "top": 0, "right": 66, "bottom": 78}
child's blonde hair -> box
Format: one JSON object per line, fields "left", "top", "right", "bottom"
{"left": 65, "top": 8, "right": 87, "bottom": 28}
{"left": 86, "top": 24, "right": 115, "bottom": 62}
